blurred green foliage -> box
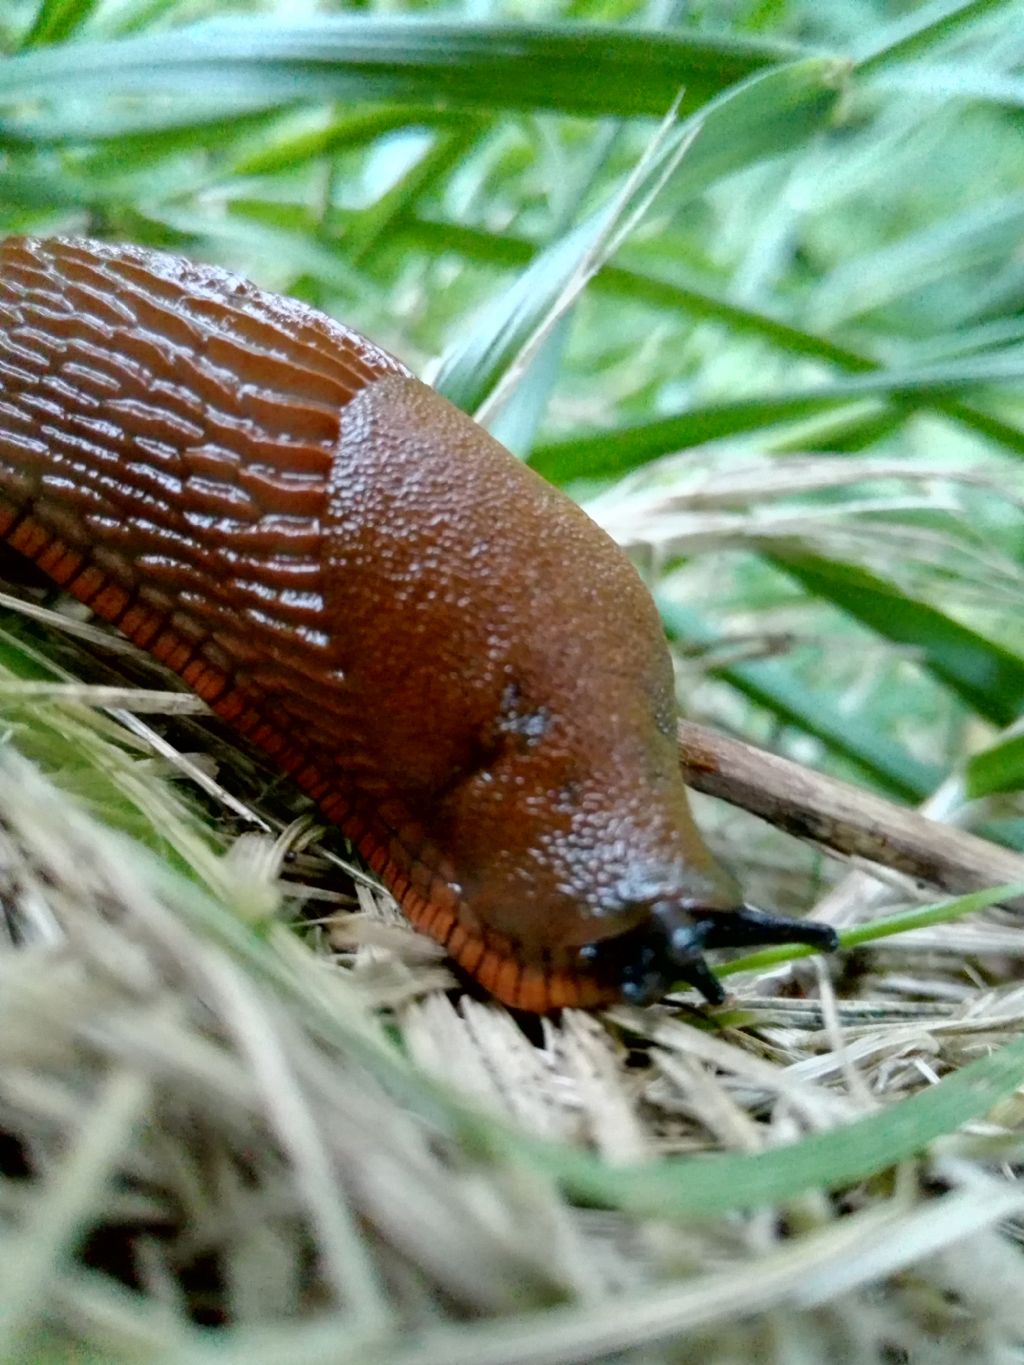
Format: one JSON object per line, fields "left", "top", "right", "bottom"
{"left": 0, "top": 0, "right": 1021, "bottom": 824}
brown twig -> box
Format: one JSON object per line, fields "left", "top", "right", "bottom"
{"left": 677, "top": 720, "right": 1024, "bottom": 913}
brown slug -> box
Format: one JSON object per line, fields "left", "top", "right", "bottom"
{"left": 0, "top": 236, "right": 836, "bottom": 1011}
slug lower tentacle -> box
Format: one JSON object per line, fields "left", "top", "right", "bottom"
{"left": 0, "top": 235, "right": 837, "bottom": 1012}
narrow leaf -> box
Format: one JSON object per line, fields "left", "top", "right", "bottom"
{"left": 0, "top": 18, "right": 820, "bottom": 123}
{"left": 402, "top": 216, "right": 1024, "bottom": 459}
{"left": 435, "top": 58, "right": 841, "bottom": 417}
{"left": 530, "top": 353, "right": 1024, "bottom": 481}
{"left": 853, "top": 0, "right": 1014, "bottom": 70}
{"left": 524, "top": 1022, "right": 1024, "bottom": 1216}
{"left": 20, "top": 0, "right": 99, "bottom": 50}
{"left": 722, "top": 881, "right": 1024, "bottom": 978}
{"left": 435, "top": 99, "right": 701, "bottom": 417}
{"left": 967, "top": 731, "right": 1024, "bottom": 798}
{"left": 774, "top": 553, "right": 1024, "bottom": 726}
{"left": 658, "top": 598, "right": 939, "bottom": 799}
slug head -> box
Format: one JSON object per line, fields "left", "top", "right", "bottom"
{"left": 432, "top": 646, "right": 837, "bottom": 1003}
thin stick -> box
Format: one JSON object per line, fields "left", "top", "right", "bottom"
{"left": 676, "top": 719, "right": 1024, "bottom": 912}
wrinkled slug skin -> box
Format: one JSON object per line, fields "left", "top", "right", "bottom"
{"left": 0, "top": 236, "right": 739, "bottom": 1012}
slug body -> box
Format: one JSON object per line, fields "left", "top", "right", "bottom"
{"left": 0, "top": 237, "right": 835, "bottom": 1011}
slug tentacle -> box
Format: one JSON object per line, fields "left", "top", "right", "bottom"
{"left": 0, "top": 235, "right": 840, "bottom": 1012}
{"left": 596, "top": 902, "right": 841, "bottom": 1007}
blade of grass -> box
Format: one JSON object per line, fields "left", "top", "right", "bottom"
{"left": 403, "top": 215, "right": 1024, "bottom": 459}
{"left": 130, "top": 211, "right": 375, "bottom": 297}
{"left": 526, "top": 1019, "right": 1024, "bottom": 1217}
{"left": 436, "top": 96, "right": 700, "bottom": 419}
{"left": 405, "top": 215, "right": 872, "bottom": 367}
{"left": 104, "top": 0, "right": 205, "bottom": 36}
{"left": 480, "top": 114, "right": 627, "bottom": 455}
{"left": 0, "top": 91, "right": 288, "bottom": 143}
{"left": 434, "top": 58, "right": 842, "bottom": 418}
{"left": 868, "top": 62, "right": 1024, "bottom": 110}
{"left": 719, "top": 880, "right": 1024, "bottom": 979}
{"left": 118, "top": 790, "right": 1024, "bottom": 1222}
{"left": 19, "top": 0, "right": 100, "bottom": 49}
{"left": 0, "top": 19, "right": 822, "bottom": 123}
{"left": 13, "top": 746, "right": 1023, "bottom": 1227}
{"left": 0, "top": 169, "right": 98, "bottom": 211}
{"left": 63, "top": 101, "right": 338, "bottom": 181}
{"left": 773, "top": 553, "right": 1024, "bottom": 727}
{"left": 966, "top": 730, "right": 1024, "bottom": 798}
{"left": 809, "top": 191, "right": 1024, "bottom": 329}
{"left": 530, "top": 352, "right": 1024, "bottom": 481}
{"left": 657, "top": 598, "right": 940, "bottom": 799}
{"left": 853, "top": 0, "right": 1015, "bottom": 70}
{"left": 344, "top": 123, "right": 485, "bottom": 267}
{"left": 230, "top": 105, "right": 461, "bottom": 177}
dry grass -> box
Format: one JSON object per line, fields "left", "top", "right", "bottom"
{"left": 1, "top": 593, "right": 1024, "bottom": 1365}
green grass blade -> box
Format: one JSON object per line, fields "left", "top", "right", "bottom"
{"left": 774, "top": 554, "right": 1024, "bottom": 726}
{"left": 230, "top": 105, "right": 458, "bottom": 176}
{"left": 658, "top": 598, "right": 940, "bottom": 799}
{"left": 126, "top": 813, "right": 1024, "bottom": 1224}
{"left": 527, "top": 1024, "right": 1024, "bottom": 1216}
{"left": 869, "top": 62, "right": 1024, "bottom": 110}
{"left": 0, "top": 169, "right": 95, "bottom": 211}
{"left": 434, "top": 101, "right": 701, "bottom": 416}
{"left": 529, "top": 354, "right": 1024, "bottom": 481}
{"left": 344, "top": 124, "right": 484, "bottom": 267}
{"left": 403, "top": 216, "right": 1024, "bottom": 458}
{"left": 655, "top": 56, "right": 844, "bottom": 204}
{"left": 721, "top": 881, "right": 1024, "bottom": 979}
{"left": 0, "top": 19, "right": 821, "bottom": 123}
{"left": 0, "top": 94, "right": 282, "bottom": 143}
{"left": 966, "top": 732, "right": 1024, "bottom": 798}
{"left": 436, "top": 59, "right": 841, "bottom": 417}
{"left": 405, "top": 214, "right": 867, "bottom": 366}
{"left": 853, "top": 0, "right": 1014, "bottom": 69}
{"left": 809, "top": 191, "right": 1024, "bottom": 328}
{"left": 106, "top": 807, "right": 1024, "bottom": 1225}
{"left": 19, "top": 0, "right": 100, "bottom": 49}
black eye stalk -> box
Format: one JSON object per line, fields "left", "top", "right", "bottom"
{"left": 587, "top": 902, "right": 840, "bottom": 1007}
